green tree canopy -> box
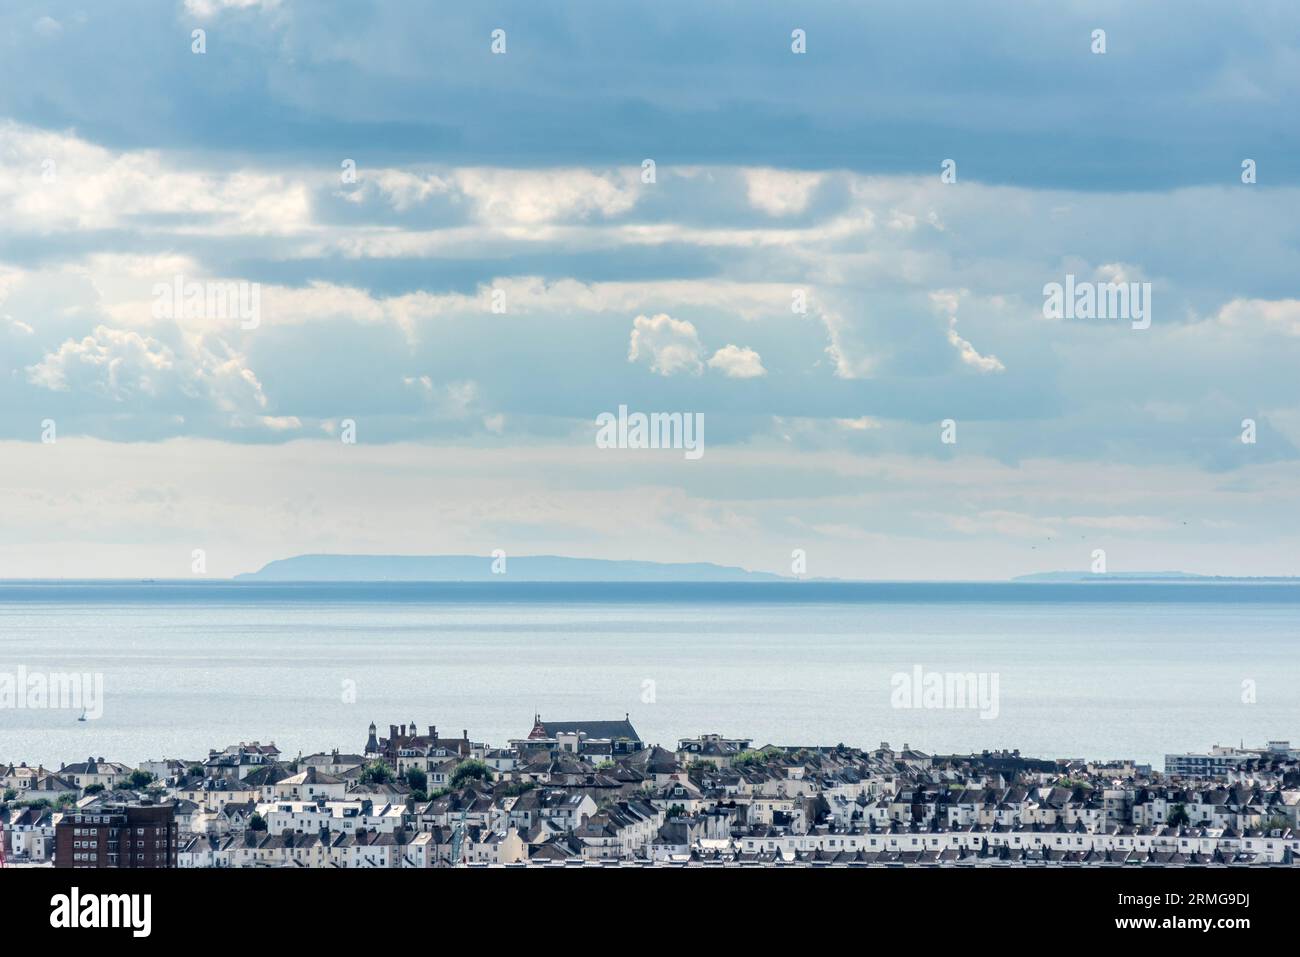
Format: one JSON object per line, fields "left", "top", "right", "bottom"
{"left": 360, "top": 760, "right": 394, "bottom": 785}
{"left": 128, "top": 770, "right": 155, "bottom": 789}
{"left": 450, "top": 760, "right": 491, "bottom": 788}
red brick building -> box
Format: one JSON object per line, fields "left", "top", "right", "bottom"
{"left": 55, "top": 801, "right": 178, "bottom": 868}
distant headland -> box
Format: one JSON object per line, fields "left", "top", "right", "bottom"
{"left": 234, "top": 554, "right": 792, "bottom": 583}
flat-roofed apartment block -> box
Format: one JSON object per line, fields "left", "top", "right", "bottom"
{"left": 56, "top": 801, "right": 178, "bottom": 868}
{"left": 1165, "top": 741, "right": 1297, "bottom": 778}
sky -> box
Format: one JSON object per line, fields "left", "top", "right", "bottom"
{"left": 1, "top": 0, "right": 1299, "bottom": 579}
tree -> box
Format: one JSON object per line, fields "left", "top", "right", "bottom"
{"left": 187, "top": 764, "right": 205, "bottom": 777}
{"left": 1167, "top": 804, "right": 1190, "bottom": 827}
{"left": 360, "top": 760, "right": 394, "bottom": 785}
{"left": 405, "top": 767, "right": 427, "bottom": 793}
{"left": 450, "top": 760, "right": 491, "bottom": 788}
{"left": 248, "top": 812, "right": 267, "bottom": 831}
{"left": 128, "top": 770, "right": 155, "bottom": 789}
{"left": 2, "top": 788, "right": 15, "bottom": 801}
{"left": 83, "top": 783, "right": 105, "bottom": 795}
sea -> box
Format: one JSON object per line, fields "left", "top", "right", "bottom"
{"left": 1, "top": 581, "right": 1296, "bottom": 769}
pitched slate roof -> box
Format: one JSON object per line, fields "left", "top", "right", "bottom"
{"left": 534, "top": 719, "right": 641, "bottom": 741}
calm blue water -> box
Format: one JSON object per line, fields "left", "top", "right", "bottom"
{"left": 1, "top": 581, "right": 1296, "bottom": 768}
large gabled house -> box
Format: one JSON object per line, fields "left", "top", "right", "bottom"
{"left": 273, "top": 767, "right": 349, "bottom": 802}
{"left": 3, "top": 765, "right": 80, "bottom": 803}
{"left": 58, "top": 757, "right": 133, "bottom": 791}
{"left": 514, "top": 714, "right": 645, "bottom": 759}
{"left": 676, "top": 734, "right": 751, "bottom": 768}
{"left": 300, "top": 749, "right": 366, "bottom": 776}
{"left": 500, "top": 788, "right": 597, "bottom": 833}
{"left": 202, "top": 742, "right": 281, "bottom": 781}
{"left": 2, "top": 805, "right": 59, "bottom": 861}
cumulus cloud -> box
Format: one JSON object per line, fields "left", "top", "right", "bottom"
{"left": 627, "top": 313, "right": 704, "bottom": 376}
{"left": 707, "top": 344, "right": 766, "bottom": 378}
{"left": 743, "top": 169, "right": 824, "bottom": 216}
{"left": 1214, "top": 298, "right": 1300, "bottom": 336}
{"left": 28, "top": 326, "right": 177, "bottom": 398}
{"left": 0, "top": 122, "right": 311, "bottom": 234}
{"left": 453, "top": 168, "right": 639, "bottom": 225}
{"left": 26, "top": 325, "right": 275, "bottom": 422}
{"left": 361, "top": 169, "right": 452, "bottom": 212}
{"left": 820, "top": 309, "right": 875, "bottom": 379}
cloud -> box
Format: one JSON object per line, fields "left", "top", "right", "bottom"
{"left": 184, "top": 0, "right": 280, "bottom": 17}
{"left": 27, "top": 326, "right": 178, "bottom": 398}
{"left": 932, "top": 290, "right": 1005, "bottom": 373}
{"left": 452, "top": 168, "right": 639, "bottom": 225}
{"left": 743, "top": 169, "right": 824, "bottom": 216}
{"left": 361, "top": 169, "right": 452, "bottom": 212}
{"left": 820, "top": 309, "right": 876, "bottom": 380}
{"left": 403, "top": 376, "right": 487, "bottom": 421}
{"left": 26, "top": 324, "right": 274, "bottom": 422}
{"left": 0, "top": 124, "right": 1298, "bottom": 481}
{"left": 707, "top": 344, "right": 766, "bottom": 378}
{"left": 0, "top": 122, "right": 311, "bottom": 235}
{"left": 1214, "top": 298, "right": 1300, "bottom": 336}
{"left": 627, "top": 313, "right": 704, "bottom": 376}
{"left": 835, "top": 416, "right": 882, "bottom": 431}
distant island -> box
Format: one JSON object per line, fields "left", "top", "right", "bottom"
{"left": 1014, "top": 571, "right": 1299, "bottom": 582}
{"left": 234, "top": 554, "right": 791, "bottom": 582}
